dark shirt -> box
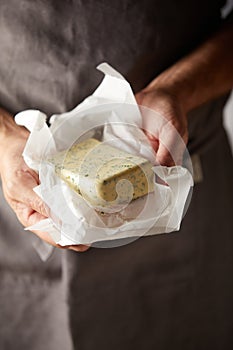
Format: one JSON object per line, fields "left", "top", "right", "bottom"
{"left": 0, "top": 0, "right": 227, "bottom": 115}
{"left": 0, "top": 2, "right": 233, "bottom": 350}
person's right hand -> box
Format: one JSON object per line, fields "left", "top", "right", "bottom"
{"left": 135, "top": 87, "right": 188, "bottom": 166}
{"left": 0, "top": 108, "right": 89, "bottom": 252}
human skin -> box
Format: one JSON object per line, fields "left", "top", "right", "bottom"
{"left": 0, "top": 21, "right": 232, "bottom": 250}
{"left": 136, "top": 21, "right": 233, "bottom": 166}
{"left": 0, "top": 108, "right": 89, "bottom": 252}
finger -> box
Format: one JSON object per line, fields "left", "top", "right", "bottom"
{"left": 156, "top": 143, "right": 176, "bottom": 166}
{"left": 31, "top": 230, "right": 90, "bottom": 252}
{"left": 135, "top": 92, "right": 144, "bottom": 105}
{"left": 12, "top": 200, "right": 47, "bottom": 228}
{"left": 12, "top": 202, "right": 58, "bottom": 247}
{"left": 14, "top": 202, "right": 90, "bottom": 251}
{"left": 156, "top": 123, "right": 186, "bottom": 166}
{"left": 5, "top": 169, "right": 48, "bottom": 217}
{"left": 31, "top": 229, "right": 61, "bottom": 248}
{"left": 142, "top": 129, "right": 159, "bottom": 153}
{"left": 68, "top": 245, "right": 90, "bottom": 252}
{"left": 31, "top": 227, "right": 90, "bottom": 252}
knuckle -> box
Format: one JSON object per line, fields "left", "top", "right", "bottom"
{"left": 29, "top": 197, "right": 47, "bottom": 216}
{"left": 37, "top": 200, "right": 47, "bottom": 215}
{"left": 4, "top": 179, "right": 17, "bottom": 197}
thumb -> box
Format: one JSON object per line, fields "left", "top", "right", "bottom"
{"left": 156, "top": 124, "right": 186, "bottom": 166}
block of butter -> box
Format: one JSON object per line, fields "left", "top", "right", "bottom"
{"left": 49, "top": 138, "right": 154, "bottom": 208}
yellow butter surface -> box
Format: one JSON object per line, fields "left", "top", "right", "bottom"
{"left": 49, "top": 138, "right": 154, "bottom": 208}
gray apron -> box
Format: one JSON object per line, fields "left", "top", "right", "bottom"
{"left": 0, "top": 1, "right": 232, "bottom": 349}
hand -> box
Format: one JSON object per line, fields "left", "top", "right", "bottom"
{"left": 135, "top": 21, "right": 233, "bottom": 166}
{"left": 0, "top": 109, "right": 89, "bottom": 252}
{"left": 135, "top": 87, "right": 188, "bottom": 166}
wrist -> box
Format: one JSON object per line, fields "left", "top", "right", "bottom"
{"left": 143, "top": 71, "right": 194, "bottom": 115}
{"left": 0, "top": 108, "right": 29, "bottom": 153}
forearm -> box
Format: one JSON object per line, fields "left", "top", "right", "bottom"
{"left": 144, "top": 22, "right": 233, "bottom": 113}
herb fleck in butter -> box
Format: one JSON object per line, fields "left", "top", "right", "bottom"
{"left": 48, "top": 138, "right": 154, "bottom": 208}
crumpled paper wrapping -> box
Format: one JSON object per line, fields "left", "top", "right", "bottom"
{"left": 15, "top": 63, "right": 193, "bottom": 247}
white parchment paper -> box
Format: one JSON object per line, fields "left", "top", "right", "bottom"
{"left": 15, "top": 63, "right": 193, "bottom": 247}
